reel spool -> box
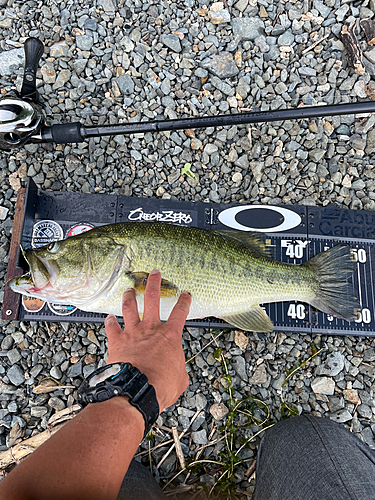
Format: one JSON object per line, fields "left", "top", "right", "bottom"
{"left": 0, "top": 97, "right": 44, "bottom": 150}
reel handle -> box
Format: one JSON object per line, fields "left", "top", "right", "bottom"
{"left": 20, "top": 38, "right": 44, "bottom": 101}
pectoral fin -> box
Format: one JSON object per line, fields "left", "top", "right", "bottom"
{"left": 129, "top": 272, "right": 178, "bottom": 298}
{"left": 220, "top": 306, "right": 274, "bottom": 333}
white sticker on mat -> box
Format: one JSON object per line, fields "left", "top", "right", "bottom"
{"left": 31, "top": 220, "right": 64, "bottom": 249}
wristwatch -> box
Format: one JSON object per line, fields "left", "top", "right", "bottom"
{"left": 77, "top": 362, "right": 159, "bottom": 438}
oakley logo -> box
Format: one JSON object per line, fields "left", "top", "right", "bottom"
{"left": 218, "top": 205, "right": 302, "bottom": 232}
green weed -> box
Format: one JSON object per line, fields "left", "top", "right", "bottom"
{"left": 163, "top": 334, "right": 322, "bottom": 499}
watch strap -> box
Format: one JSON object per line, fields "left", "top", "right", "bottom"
{"left": 77, "top": 363, "right": 159, "bottom": 439}
{"left": 127, "top": 384, "right": 159, "bottom": 438}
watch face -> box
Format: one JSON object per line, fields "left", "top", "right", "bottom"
{"left": 89, "top": 363, "right": 123, "bottom": 387}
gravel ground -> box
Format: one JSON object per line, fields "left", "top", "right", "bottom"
{"left": 1, "top": 0, "right": 375, "bottom": 497}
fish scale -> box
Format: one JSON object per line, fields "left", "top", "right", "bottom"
{"left": 8, "top": 222, "right": 358, "bottom": 332}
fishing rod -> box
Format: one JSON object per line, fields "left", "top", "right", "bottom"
{"left": 1, "top": 37, "right": 375, "bottom": 151}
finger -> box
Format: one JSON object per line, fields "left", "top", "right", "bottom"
{"left": 104, "top": 314, "right": 123, "bottom": 340}
{"left": 167, "top": 291, "right": 191, "bottom": 334}
{"left": 105, "top": 315, "right": 125, "bottom": 365}
{"left": 122, "top": 288, "right": 140, "bottom": 330}
{"left": 143, "top": 269, "right": 161, "bottom": 323}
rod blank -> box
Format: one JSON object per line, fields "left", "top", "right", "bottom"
{"left": 37, "top": 101, "right": 375, "bottom": 145}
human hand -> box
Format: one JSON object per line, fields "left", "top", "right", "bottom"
{"left": 104, "top": 270, "right": 191, "bottom": 411}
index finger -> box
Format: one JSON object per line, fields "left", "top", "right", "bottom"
{"left": 143, "top": 269, "right": 161, "bottom": 323}
{"left": 166, "top": 291, "right": 191, "bottom": 333}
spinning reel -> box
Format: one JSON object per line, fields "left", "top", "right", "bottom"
{"left": 1, "top": 37, "right": 375, "bottom": 151}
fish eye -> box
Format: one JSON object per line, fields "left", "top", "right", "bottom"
{"left": 47, "top": 241, "right": 60, "bottom": 253}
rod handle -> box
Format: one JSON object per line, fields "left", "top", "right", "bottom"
{"left": 21, "top": 38, "right": 44, "bottom": 101}
{"left": 41, "top": 123, "right": 85, "bottom": 144}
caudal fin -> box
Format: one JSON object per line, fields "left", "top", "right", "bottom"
{"left": 304, "top": 244, "right": 358, "bottom": 321}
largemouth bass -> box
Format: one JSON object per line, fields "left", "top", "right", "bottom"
{"left": 8, "top": 222, "right": 358, "bottom": 332}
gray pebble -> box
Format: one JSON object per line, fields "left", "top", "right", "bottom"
{"left": 249, "top": 365, "right": 268, "bottom": 385}
{"left": 50, "top": 366, "right": 62, "bottom": 379}
{"left": 358, "top": 404, "right": 372, "bottom": 420}
{"left": 73, "top": 60, "right": 88, "bottom": 74}
{"left": 0, "top": 206, "right": 9, "bottom": 220}
{"left": 313, "top": 0, "right": 331, "bottom": 18}
{"left": 195, "top": 68, "right": 208, "bottom": 78}
{"left": 68, "top": 362, "right": 83, "bottom": 378}
{"left": 192, "top": 429, "right": 208, "bottom": 445}
{"left": 316, "top": 352, "right": 345, "bottom": 377}
{"left": 11, "top": 416, "right": 26, "bottom": 428}
{"left": 7, "top": 348, "right": 21, "bottom": 365}
{"left": 48, "top": 397, "right": 66, "bottom": 411}
{"left": 255, "top": 36, "right": 270, "bottom": 53}
{"left": 76, "top": 35, "right": 94, "bottom": 51}
{"left": 278, "top": 30, "right": 294, "bottom": 46}
{"left": 178, "top": 407, "right": 195, "bottom": 418}
{"left": 330, "top": 410, "right": 353, "bottom": 423}
{"left": 350, "top": 136, "right": 366, "bottom": 151}
{"left": 161, "top": 34, "right": 181, "bottom": 53}
{"left": 98, "top": 0, "right": 116, "bottom": 13}
{"left": 201, "top": 53, "right": 239, "bottom": 79}
{"left": 8, "top": 402, "right": 18, "bottom": 413}
{"left": 309, "top": 149, "right": 326, "bottom": 162}
{"left": 30, "top": 364, "right": 43, "bottom": 377}
{"left": 209, "top": 190, "right": 221, "bottom": 203}
{"left": 7, "top": 365, "right": 25, "bottom": 386}
{"left": 0, "top": 48, "right": 24, "bottom": 76}
{"left": 52, "top": 351, "right": 66, "bottom": 365}
{"left": 195, "top": 394, "right": 207, "bottom": 410}
{"left": 336, "top": 125, "right": 350, "bottom": 135}
{"left": 2, "top": 336, "right": 14, "bottom": 351}
{"left": 232, "top": 18, "right": 264, "bottom": 41}
{"left": 84, "top": 18, "right": 97, "bottom": 31}
{"left": 299, "top": 67, "right": 317, "bottom": 77}
{"left": 210, "top": 76, "right": 234, "bottom": 96}
{"left": 115, "top": 74, "right": 135, "bottom": 95}
{"left": 272, "top": 374, "right": 286, "bottom": 391}
{"left": 191, "top": 415, "right": 206, "bottom": 431}
{"left": 83, "top": 365, "right": 96, "bottom": 378}
{"left": 178, "top": 415, "right": 190, "bottom": 429}
{"left": 232, "top": 356, "right": 248, "bottom": 382}
{"left": 363, "top": 349, "right": 375, "bottom": 362}
{"left": 311, "top": 377, "right": 335, "bottom": 395}
{"left": 50, "top": 41, "right": 69, "bottom": 57}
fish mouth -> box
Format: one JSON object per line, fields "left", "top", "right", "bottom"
{"left": 8, "top": 249, "right": 60, "bottom": 297}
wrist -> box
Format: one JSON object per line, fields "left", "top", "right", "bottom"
{"left": 86, "top": 396, "right": 145, "bottom": 436}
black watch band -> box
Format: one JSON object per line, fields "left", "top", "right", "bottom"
{"left": 77, "top": 363, "right": 159, "bottom": 438}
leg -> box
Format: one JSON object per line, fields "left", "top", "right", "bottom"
{"left": 253, "top": 415, "right": 375, "bottom": 500}
{"left": 117, "top": 459, "right": 167, "bottom": 500}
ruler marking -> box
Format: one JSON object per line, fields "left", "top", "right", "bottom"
{"left": 363, "top": 245, "right": 369, "bottom": 309}
{"left": 357, "top": 260, "right": 363, "bottom": 308}
{"left": 308, "top": 236, "right": 375, "bottom": 334}
{"left": 369, "top": 245, "right": 375, "bottom": 328}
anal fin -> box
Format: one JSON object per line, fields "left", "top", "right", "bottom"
{"left": 220, "top": 306, "right": 274, "bottom": 333}
{"left": 129, "top": 272, "right": 178, "bottom": 298}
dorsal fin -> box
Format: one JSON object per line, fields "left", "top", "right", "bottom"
{"left": 215, "top": 230, "right": 271, "bottom": 259}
